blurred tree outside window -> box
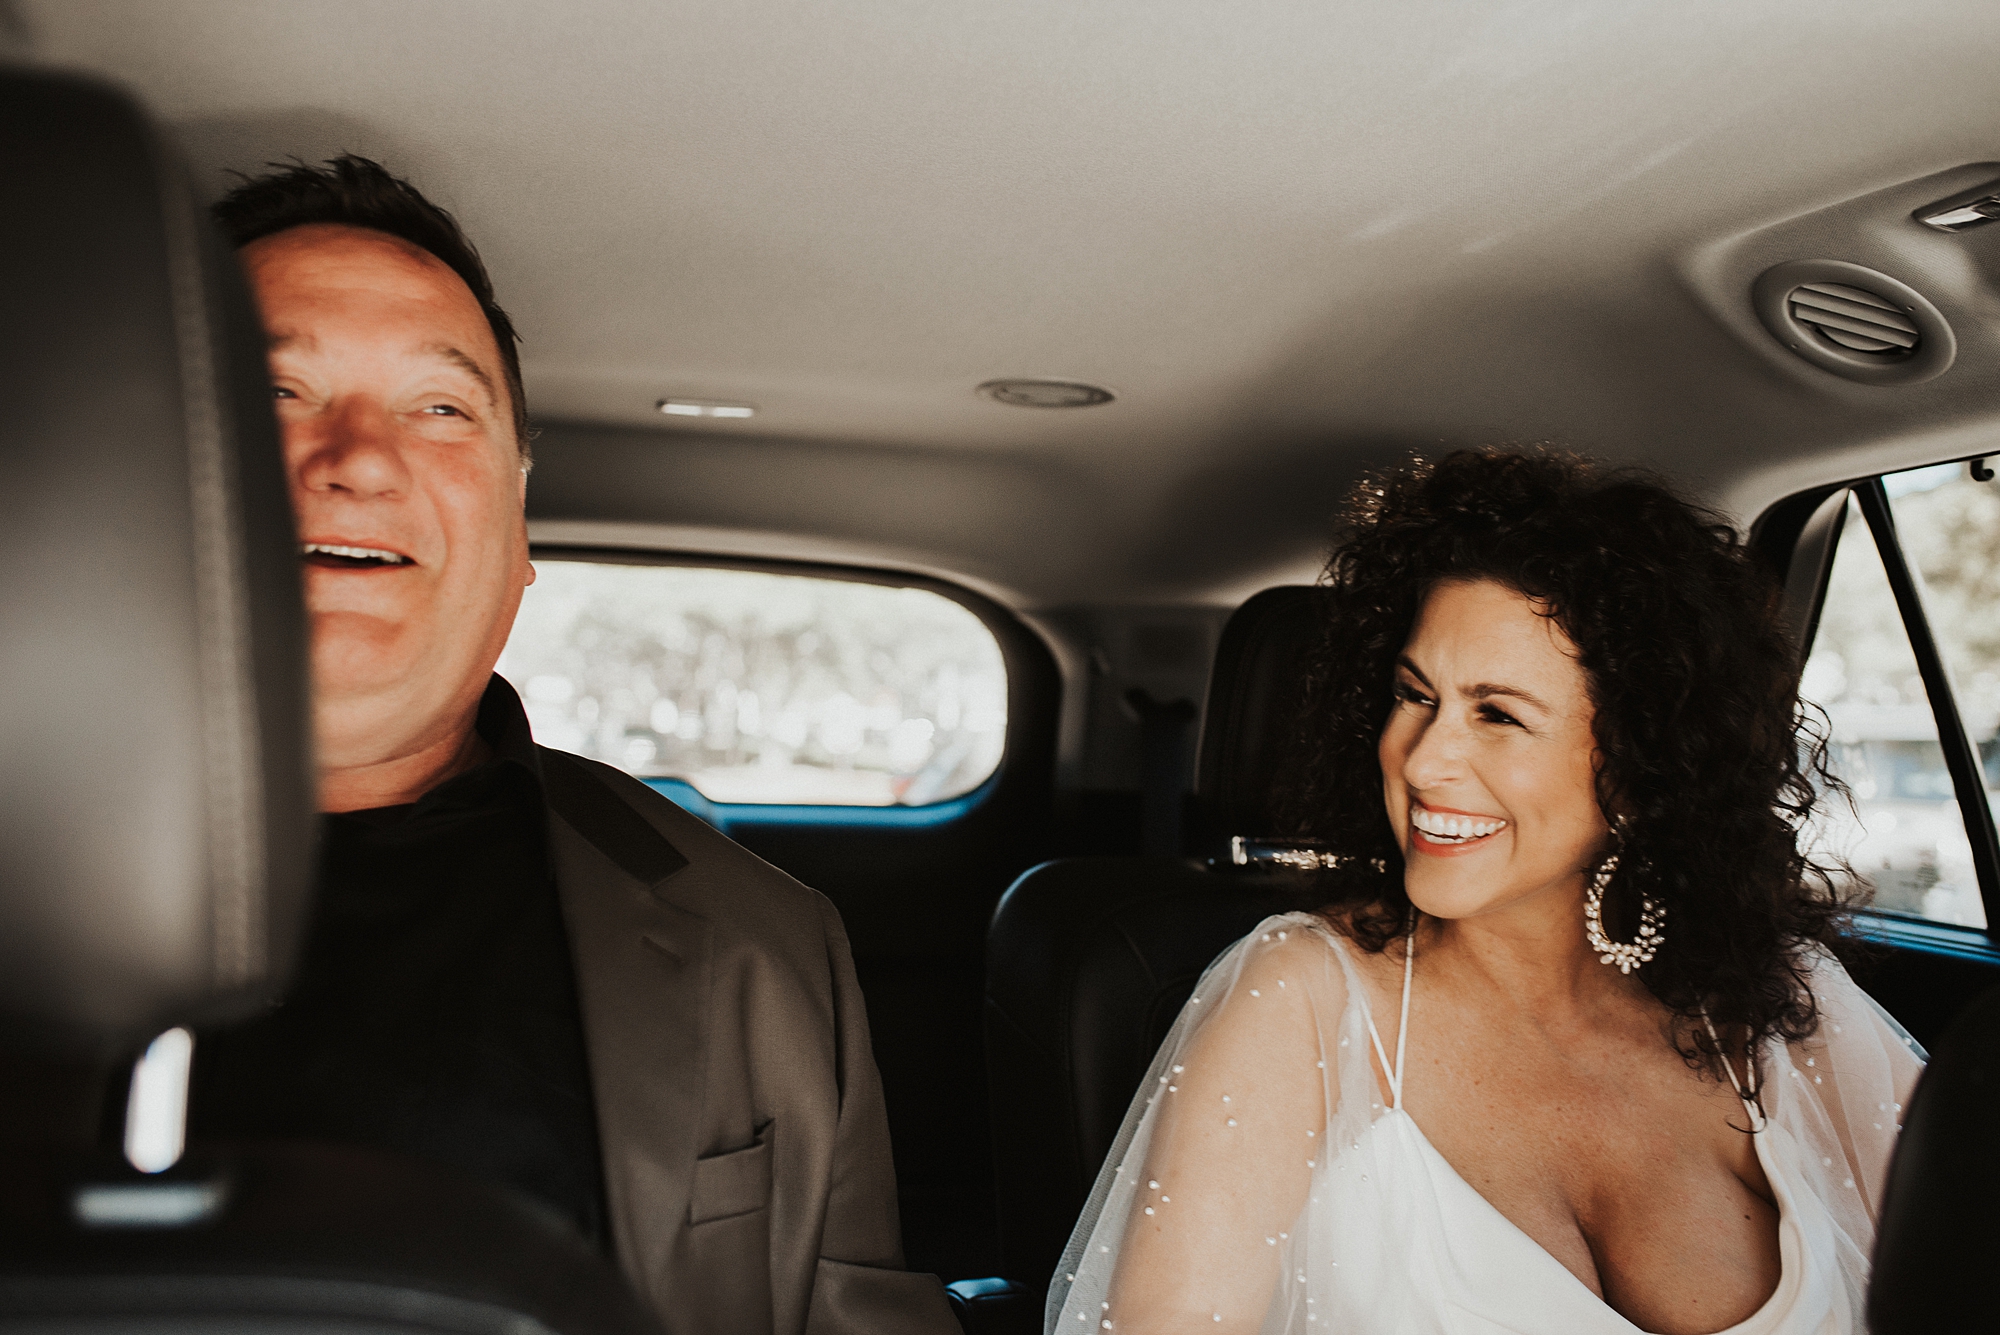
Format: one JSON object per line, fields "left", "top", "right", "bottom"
{"left": 499, "top": 561, "right": 1007, "bottom": 806}
{"left": 1799, "top": 461, "right": 1999, "bottom": 927}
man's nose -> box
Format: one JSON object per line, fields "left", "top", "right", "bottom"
{"left": 288, "top": 399, "right": 411, "bottom": 500}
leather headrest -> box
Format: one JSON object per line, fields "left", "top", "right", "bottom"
{"left": 0, "top": 69, "right": 313, "bottom": 1058}
{"left": 1191, "top": 585, "right": 1324, "bottom": 852}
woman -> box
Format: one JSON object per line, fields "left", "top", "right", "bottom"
{"left": 1052, "top": 451, "right": 1923, "bottom": 1335}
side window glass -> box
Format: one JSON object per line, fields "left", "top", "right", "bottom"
{"left": 1886, "top": 460, "right": 2000, "bottom": 837}
{"left": 1800, "top": 487, "right": 1986, "bottom": 927}
{"left": 498, "top": 560, "right": 1008, "bottom": 806}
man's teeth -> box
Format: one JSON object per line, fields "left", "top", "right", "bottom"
{"left": 302, "top": 542, "right": 410, "bottom": 565}
{"left": 1411, "top": 809, "right": 1508, "bottom": 842}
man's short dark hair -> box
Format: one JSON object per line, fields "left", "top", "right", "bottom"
{"left": 213, "top": 154, "right": 531, "bottom": 462}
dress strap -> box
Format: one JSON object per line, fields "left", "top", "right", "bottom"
{"left": 1701, "top": 1011, "right": 1765, "bottom": 1131}
{"left": 1365, "top": 926, "right": 1416, "bottom": 1110}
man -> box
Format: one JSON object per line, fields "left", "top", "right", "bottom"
{"left": 188, "top": 156, "right": 957, "bottom": 1335}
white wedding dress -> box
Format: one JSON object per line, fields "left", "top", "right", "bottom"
{"left": 1050, "top": 913, "right": 1925, "bottom": 1335}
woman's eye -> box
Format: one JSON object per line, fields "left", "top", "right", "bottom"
{"left": 1394, "top": 683, "right": 1433, "bottom": 707}
{"left": 272, "top": 385, "right": 296, "bottom": 399}
{"left": 1479, "top": 704, "right": 1522, "bottom": 727}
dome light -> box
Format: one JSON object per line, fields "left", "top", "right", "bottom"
{"left": 658, "top": 398, "right": 756, "bottom": 419}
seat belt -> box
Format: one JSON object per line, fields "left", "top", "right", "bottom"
{"left": 1124, "top": 688, "right": 1198, "bottom": 858}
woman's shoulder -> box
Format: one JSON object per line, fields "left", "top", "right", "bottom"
{"left": 1199, "top": 911, "right": 1365, "bottom": 1015}
{"left": 1788, "top": 948, "right": 1929, "bottom": 1065}
{"left": 1232, "top": 911, "right": 1350, "bottom": 969}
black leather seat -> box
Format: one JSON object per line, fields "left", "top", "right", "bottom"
{"left": 0, "top": 67, "right": 654, "bottom": 1335}
{"left": 983, "top": 586, "right": 1325, "bottom": 1293}
{"left": 1866, "top": 983, "right": 2000, "bottom": 1332}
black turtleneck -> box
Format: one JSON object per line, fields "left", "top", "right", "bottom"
{"left": 189, "top": 678, "right": 608, "bottom": 1249}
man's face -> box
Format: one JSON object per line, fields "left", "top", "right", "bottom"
{"left": 244, "top": 224, "right": 532, "bottom": 782}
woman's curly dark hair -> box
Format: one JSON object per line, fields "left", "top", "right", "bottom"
{"left": 1284, "top": 447, "right": 1854, "bottom": 1056}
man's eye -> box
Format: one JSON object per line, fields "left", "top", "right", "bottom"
{"left": 272, "top": 386, "right": 296, "bottom": 399}
{"left": 1479, "top": 704, "right": 1522, "bottom": 727}
{"left": 423, "top": 404, "right": 463, "bottom": 416}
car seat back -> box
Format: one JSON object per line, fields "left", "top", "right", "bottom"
{"left": 1867, "top": 982, "right": 2000, "bottom": 1332}
{"left": 983, "top": 586, "right": 1326, "bottom": 1289}
{"left": 0, "top": 66, "right": 657, "bottom": 1335}
{"left": 0, "top": 67, "right": 313, "bottom": 1061}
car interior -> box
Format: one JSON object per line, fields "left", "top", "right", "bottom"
{"left": 3, "top": 3, "right": 1999, "bottom": 1333}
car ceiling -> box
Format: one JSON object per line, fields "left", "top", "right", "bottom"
{"left": 16, "top": 0, "right": 2000, "bottom": 611}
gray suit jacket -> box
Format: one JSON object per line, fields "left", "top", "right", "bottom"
{"left": 537, "top": 746, "right": 959, "bottom": 1335}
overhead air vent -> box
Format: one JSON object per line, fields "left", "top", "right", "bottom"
{"left": 1788, "top": 284, "right": 1919, "bottom": 354}
{"left": 1752, "top": 260, "right": 1954, "bottom": 386}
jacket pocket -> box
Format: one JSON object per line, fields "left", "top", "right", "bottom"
{"left": 690, "top": 1123, "right": 773, "bottom": 1224}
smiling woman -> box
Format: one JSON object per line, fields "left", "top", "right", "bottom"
{"left": 1050, "top": 448, "right": 1923, "bottom": 1335}
{"left": 1286, "top": 448, "right": 1852, "bottom": 1049}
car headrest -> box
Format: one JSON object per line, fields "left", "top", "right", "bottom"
{"left": 0, "top": 68, "right": 313, "bottom": 1059}
{"left": 1190, "top": 585, "right": 1325, "bottom": 855}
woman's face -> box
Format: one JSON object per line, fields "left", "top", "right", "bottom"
{"left": 1377, "top": 577, "right": 1610, "bottom": 924}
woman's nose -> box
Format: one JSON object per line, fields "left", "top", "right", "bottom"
{"left": 1400, "top": 708, "right": 1468, "bottom": 788}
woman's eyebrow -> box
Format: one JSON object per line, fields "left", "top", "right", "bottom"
{"left": 1394, "top": 655, "right": 1434, "bottom": 687}
{"left": 1467, "top": 682, "right": 1550, "bottom": 711}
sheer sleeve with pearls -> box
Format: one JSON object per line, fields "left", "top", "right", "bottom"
{"left": 1048, "top": 913, "right": 1375, "bottom": 1335}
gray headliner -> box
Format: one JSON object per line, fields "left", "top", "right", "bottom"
{"left": 19, "top": 3, "right": 2000, "bottom": 622}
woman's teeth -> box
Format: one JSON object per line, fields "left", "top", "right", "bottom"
{"left": 1411, "top": 809, "right": 1507, "bottom": 843}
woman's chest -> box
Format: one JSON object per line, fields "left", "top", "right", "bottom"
{"left": 1389, "top": 1039, "right": 1783, "bottom": 1330}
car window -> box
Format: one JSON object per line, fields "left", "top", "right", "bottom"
{"left": 498, "top": 559, "right": 1007, "bottom": 806}
{"left": 1802, "top": 492, "right": 1980, "bottom": 924}
{"left": 1886, "top": 463, "right": 2000, "bottom": 796}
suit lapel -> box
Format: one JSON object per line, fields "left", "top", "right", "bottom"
{"left": 543, "top": 751, "right": 708, "bottom": 1304}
